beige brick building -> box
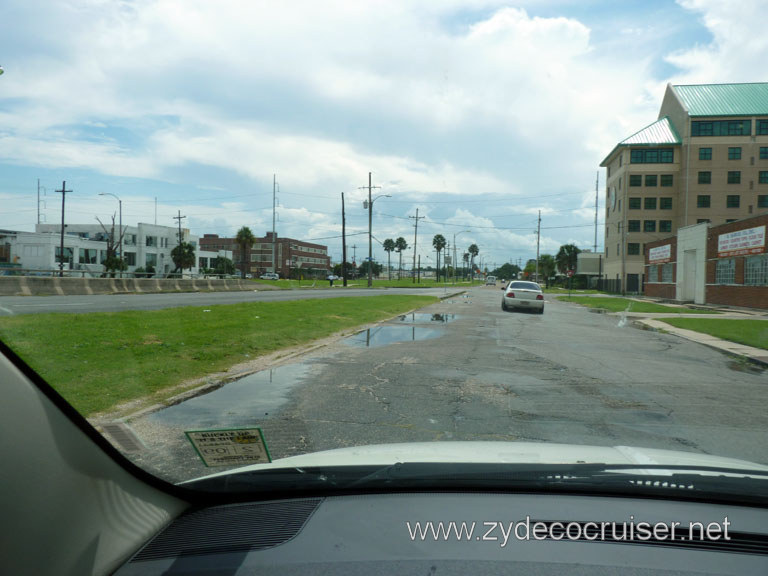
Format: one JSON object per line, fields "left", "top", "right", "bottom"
{"left": 600, "top": 83, "right": 768, "bottom": 293}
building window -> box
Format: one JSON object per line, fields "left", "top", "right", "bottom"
{"left": 146, "top": 253, "right": 157, "bottom": 267}
{"left": 660, "top": 197, "right": 673, "bottom": 210}
{"left": 760, "top": 172, "right": 768, "bottom": 184}
{"left": 145, "top": 236, "right": 157, "bottom": 247}
{"left": 697, "top": 219, "right": 711, "bottom": 224}
{"left": 726, "top": 195, "right": 740, "bottom": 208}
{"left": 644, "top": 197, "right": 657, "bottom": 210}
{"left": 55, "top": 246, "right": 74, "bottom": 264}
{"left": 699, "top": 147, "right": 712, "bottom": 160}
{"left": 124, "top": 252, "right": 137, "bottom": 266}
{"left": 617, "top": 243, "right": 620, "bottom": 256}
{"left": 727, "top": 171, "right": 741, "bottom": 184}
{"left": 660, "top": 174, "right": 673, "bottom": 187}
{"left": 691, "top": 120, "right": 751, "bottom": 137}
{"left": 629, "top": 197, "right": 641, "bottom": 210}
{"left": 659, "top": 220, "right": 672, "bottom": 233}
{"left": 761, "top": 147, "right": 768, "bottom": 160}
{"left": 643, "top": 220, "right": 656, "bottom": 232}
{"left": 745, "top": 255, "right": 768, "bottom": 285}
{"left": 697, "top": 195, "right": 711, "bottom": 208}
{"left": 758, "top": 195, "right": 768, "bottom": 208}
{"left": 645, "top": 175, "right": 657, "bottom": 187}
{"left": 630, "top": 148, "right": 674, "bottom": 164}
{"left": 78, "top": 248, "right": 97, "bottom": 264}
{"left": 758, "top": 120, "right": 768, "bottom": 136}
{"left": 629, "top": 174, "right": 642, "bottom": 187}
{"left": 728, "top": 147, "right": 742, "bottom": 160}
{"left": 661, "top": 263, "right": 673, "bottom": 283}
{"left": 628, "top": 220, "right": 640, "bottom": 232}
{"left": 627, "top": 243, "right": 640, "bottom": 255}
{"left": 698, "top": 171, "right": 711, "bottom": 184}
{"left": 715, "top": 258, "right": 736, "bottom": 284}
{"left": 648, "top": 264, "right": 658, "bottom": 282}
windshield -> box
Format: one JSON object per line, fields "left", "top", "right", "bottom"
{"left": 2, "top": 0, "right": 768, "bottom": 499}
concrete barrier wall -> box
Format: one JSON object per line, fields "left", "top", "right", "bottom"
{"left": 0, "top": 276, "right": 260, "bottom": 296}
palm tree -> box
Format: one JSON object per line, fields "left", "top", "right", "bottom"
{"left": 395, "top": 237, "right": 408, "bottom": 280}
{"left": 539, "top": 254, "right": 556, "bottom": 288}
{"left": 235, "top": 226, "right": 256, "bottom": 279}
{"left": 468, "top": 243, "right": 479, "bottom": 280}
{"left": 432, "top": 234, "right": 446, "bottom": 282}
{"left": 383, "top": 238, "right": 395, "bottom": 280}
{"left": 555, "top": 244, "right": 581, "bottom": 274}
{"left": 462, "top": 252, "right": 469, "bottom": 280}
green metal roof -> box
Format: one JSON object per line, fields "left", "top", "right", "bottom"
{"left": 619, "top": 116, "right": 681, "bottom": 146}
{"left": 600, "top": 117, "right": 680, "bottom": 166}
{"left": 672, "top": 83, "right": 768, "bottom": 117}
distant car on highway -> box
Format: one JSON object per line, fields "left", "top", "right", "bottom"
{"left": 259, "top": 272, "right": 279, "bottom": 280}
{"left": 485, "top": 275, "right": 496, "bottom": 285}
{"left": 501, "top": 280, "right": 544, "bottom": 314}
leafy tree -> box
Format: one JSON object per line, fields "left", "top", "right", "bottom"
{"left": 235, "top": 226, "right": 256, "bottom": 279}
{"left": 490, "top": 263, "right": 521, "bottom": 281}
{"left": 395, "top": 236, "right": 408, "bottom": 279}
{"left": 383, "top": 238, "right": 395, "bottom": 280}
{"left": 213, "top": 256, "right": 235, "bottom": 276}
{"left": 467, "top": 243, "right": 479, "bottom": 279}
{"left": 555, "top": 244, "right": 581, "bottom": 274}
{"left": 432, "top": 234, "right": 446, "bottom": 282}
{"left": 358, "top": 260, "right": 382, "bottom": 277}
{"left": 171, "top": 242, "right": 196, "bottom": 273}
{"left": 539, "top": 254, "right": 556, "bottom": 287}
{"left": 333, "top": 261, "right": 357, "bottom": 278}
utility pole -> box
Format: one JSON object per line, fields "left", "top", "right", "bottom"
{"left": 594, "top": 170, "right": 599, "bottom": 252}
{"left": 272, "top": 174, "right": 277, "bottom": 273}
{"left": 360, "top": 172, "right": 380, "bottom": 287}
{"left": 173, "top": 210, "right": 186, "bottom": 273}
{"left": 56, "top": 181, "right": 71, "bottom": 277}
{"left": 535, "top": 210, "right": 541, "bottom": 282}
{"left": 341, "top": 192, "right": 347, "bottom": 287}
{"left": 409, "top": 208, "right": 425, "bottom": 283}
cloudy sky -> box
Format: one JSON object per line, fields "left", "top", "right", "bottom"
{"left": 0, "top": 0, "right": 765, "bottom": 269}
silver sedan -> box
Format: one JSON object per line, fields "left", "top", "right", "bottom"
{"left": 501, "top": 280, "right": 545, "bottom": 314}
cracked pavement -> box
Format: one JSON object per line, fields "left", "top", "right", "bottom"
{"left": 122, "top": 286, "right": 768, "bottom": 483}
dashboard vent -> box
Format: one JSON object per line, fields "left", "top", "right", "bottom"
{"left": 132, "top": 498, "right": 322, "bottom": 561}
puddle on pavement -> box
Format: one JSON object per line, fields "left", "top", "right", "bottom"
{"left": 147, "top": 363, "right": 312, "bottom": 428}
{"left": 397, "top": 313, "right": 457, "bottom": 324}
{"left": 344, "top": 325, "right": 443, "bottom": 348}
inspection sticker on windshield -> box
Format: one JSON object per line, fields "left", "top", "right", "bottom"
{"left": 185, "top": 428, "right": 271, "bottom": 467}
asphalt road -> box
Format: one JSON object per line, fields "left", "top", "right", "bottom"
{"left": 0, "top": 286, "right": 460, "bottom": 315}
{"left": 117, "top": 285, "right": 768, "bottom": 483}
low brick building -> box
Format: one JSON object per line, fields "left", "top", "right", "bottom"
{"left": 644, "top": 213, "right": 768, "bottom": 308}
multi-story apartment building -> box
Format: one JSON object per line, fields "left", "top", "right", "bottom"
{"left": 199, "top": 232, "right": 330, "bottom": 278}
{"left": 601, "top": 82, "right": 768, "bottom": 293}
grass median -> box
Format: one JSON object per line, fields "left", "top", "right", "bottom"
{"left": 661, "top": 318, "right": 768, "bottom": 350}
{"left": 0, "top": 295, "right": 438, "bottom": 417}
{"left": 559, "top": 296, "right": 720, "bottom": 314}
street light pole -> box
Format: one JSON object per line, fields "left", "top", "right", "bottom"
{"left": 453, "top": 230, "right": 470, "bottom": 285}
{"left": 361, "top": 172, "right": 389, "bottom": 288}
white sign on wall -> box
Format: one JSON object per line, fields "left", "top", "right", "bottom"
{"left": 718, "top": 225, "right": 766, "bottom": 257}
{"left": 648, "top": 244, "right": 672, "bottom": 263}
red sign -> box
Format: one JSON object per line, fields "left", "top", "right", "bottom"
{"left": 567, "top": 270, "right": 574, "bottom": 277}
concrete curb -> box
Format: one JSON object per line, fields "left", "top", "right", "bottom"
{"left": 635, "top": 318, "right": 768, "bottom": 368}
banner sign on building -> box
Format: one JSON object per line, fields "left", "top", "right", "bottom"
{"left": 717, "top": 225, "right": 766, "bottom": 257}
{"left": 648, "top": 244, "right": 672, "bottom": 263}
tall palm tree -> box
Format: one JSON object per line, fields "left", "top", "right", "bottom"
{"left": 395, "top": 237, "right": 408, "bottom": 280}
{"left": 383, "top": 238, "right": 395, "bottom": 280}
{"left": 432, "top": 234, "right": 446, "bottom": 282}
{"left": 468, "top": 243, "right": 479, "bottom": 280}
{"left": 235, "top": 226, "right": 256, "bottom": 279}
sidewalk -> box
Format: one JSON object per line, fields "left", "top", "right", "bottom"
{"left": 619, "top": 300, "right": 768, "bottom": 367}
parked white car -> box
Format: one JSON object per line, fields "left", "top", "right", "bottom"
{"left": 259, "top": 272, "right": 279, "bottom": 280}
{"left": 501, "top": 280, "right": 545, "bottom": 314}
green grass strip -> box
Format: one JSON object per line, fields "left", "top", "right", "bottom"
{"left": 560, "top": 296, "right": 720, "bottom": 314}
{"left": 661, "top": 318, "right": 768, "bottom": 350}
{"left": 0, "top": 295, "right": 437, "bottom": 416}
